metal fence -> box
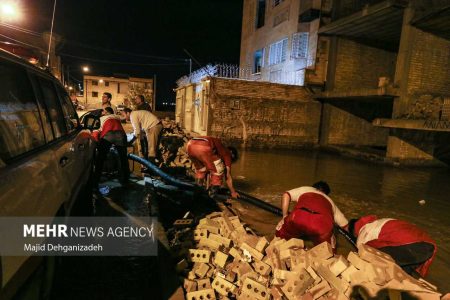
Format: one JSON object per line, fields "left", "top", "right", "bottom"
{"left": 176, "top": 64, "right": 253, "bottom": 87}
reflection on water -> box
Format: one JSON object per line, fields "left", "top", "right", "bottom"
{"left": 232, "top": 149, "right": 450, "bottom": 292}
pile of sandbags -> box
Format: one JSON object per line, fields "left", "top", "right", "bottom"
{"left": 174, "top": 211, "right": 441, "bottom": 300}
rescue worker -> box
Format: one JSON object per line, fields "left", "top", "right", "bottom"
{"left": 134, "top": 95, "right": 152, "bottom": 159}
{"left": 122, "top": 107, "right": 162, "bottom": 162}
{"left": 275, "top": 181, "right": 348, "bottom": 249}
{"left": 187, "top": 136, "right": 239, "bottom": 198}
{"left": 348, "top": 215, "right": 436, "bottom": 277}
{"left": 92, "top": 106, "right": 129, "bottom": 189}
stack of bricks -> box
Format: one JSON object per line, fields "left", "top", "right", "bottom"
{"left": 175, "top": 212, "right": 441, "bottom": 300}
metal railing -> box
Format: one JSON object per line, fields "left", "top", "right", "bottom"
{"left": 176, "top": 64, "right": 254, "bottom": 87}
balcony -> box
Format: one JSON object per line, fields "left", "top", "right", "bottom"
{"left": 318, "top": 0, "right": 408, "bottom": 51}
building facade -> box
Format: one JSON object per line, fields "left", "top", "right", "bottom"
{"left": 240, "top": 0, "right": 330, "bottom": 86}
{"left": 240, "top": 0, "right": 450, "bottom": 165}
{"left": 82, "top": 75, "right": 154, "bottom": 110}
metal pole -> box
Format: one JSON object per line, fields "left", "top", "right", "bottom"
{"left": 153, "top": 74, "right": 157, "bottom": 111}
{"left": 189, "top": 59, "right": 192, "bottom": 83}
{"left": 46, "top": 0, "right": 57, "bottom": 68}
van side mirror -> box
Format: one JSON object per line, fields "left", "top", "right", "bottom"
{"left": 83, "top": 115, "right": 100, "bottom": 130}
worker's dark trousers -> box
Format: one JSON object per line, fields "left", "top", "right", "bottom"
{"left": 379, "top": 242, "right": 435, "bottom": 275}
{"left": 93, "top": 139, "right": 129, "bottom": 187}
{"left": 140, "top": 133, "right": 148, "bottom": 160}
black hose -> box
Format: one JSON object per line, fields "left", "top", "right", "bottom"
{"left": 127, "top": 154, "right": 198, "bottom": 191}
{"left": 236, "top": 190, "right": 283, "bottom": 216}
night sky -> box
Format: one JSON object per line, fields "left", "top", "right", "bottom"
{"left": 22, "top": 0, "right": 243, "bottom": 110}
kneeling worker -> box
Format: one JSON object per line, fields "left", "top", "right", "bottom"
{"left": 349, "top": 215, "right": 436, "bottom": 277}
{"left": 276, "top": 181, "right": 348, "bottom": 250}
{"left": 187, "top": 136, "right": 239, "bottom": 198}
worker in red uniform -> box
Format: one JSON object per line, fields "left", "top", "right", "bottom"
{"left": 187, "top": 136, "right": 239, "bottom": 198}
{"left": 92, "top": 107, "right": 129, "bottom": 188}
{"left": 349, "top": 215, "right": 436, "bottom": 277}
{"left": 275, "top": 181, "right": 348, "bottom": 249}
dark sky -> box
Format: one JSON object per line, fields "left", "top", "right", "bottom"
{"left": 23, "top": 0, "right": 243, "bottom": 110}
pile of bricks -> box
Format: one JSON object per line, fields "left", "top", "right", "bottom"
{"left": 174, "top": 211, "right": 441, "bottom": 300}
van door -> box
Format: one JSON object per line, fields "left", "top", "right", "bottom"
{"left": 0, "top": 61, "right": 64, "bottom": 295}
{"left": 56, "top": 85, "right": 95, "bottom": 199}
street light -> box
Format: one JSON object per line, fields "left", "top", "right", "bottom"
{"left": 82, "top": 66, "right": 90, "bottom": 72}
{"left": 0, "top": 3, "right": 20, "bottom": 21}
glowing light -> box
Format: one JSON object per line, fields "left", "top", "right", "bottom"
{"left": 69, "top": 86, "right": 73, "bottom": 90}
{"left": 99, "top": 79, "right": 104, "bottom": 83}
{"left": 1, "top": 3, "right": 16, "bottom": 16}
{"left": 82, "top": 66, "right": 90, "bottom": 72}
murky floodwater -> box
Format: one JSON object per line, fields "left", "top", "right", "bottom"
{"left": 232, "top": 149, "right": 450, "bottom": 292}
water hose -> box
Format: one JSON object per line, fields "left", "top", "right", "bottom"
{"left": 127, "top": 154, "right": 199, "bottom": 191}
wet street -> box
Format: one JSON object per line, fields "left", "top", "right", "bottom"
{"left": 232, "top": 148, "right": 450, "bottom": 292}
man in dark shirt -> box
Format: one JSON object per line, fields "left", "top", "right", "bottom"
{"left": 135, "top": 95, "right": 152, "bottom": 111}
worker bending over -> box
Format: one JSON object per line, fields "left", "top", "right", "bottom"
{"left": 187, "top": 136, "right": 239, "bottom": 198}
{"left": 349, "top": 215, "right": 436, "bottom": 277}
{"left": 276, "top": 181, "right": 348, "bottom": 250}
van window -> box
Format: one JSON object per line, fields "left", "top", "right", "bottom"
{"left": 37, "top": 78, "right": 67, "bottom": 139}
{"left": 57, "top": 87, "right": 79, "bottom": 132}
{"left": 28, "top": 74, "right": 55, "bottom": 142}
{"left": 0, "top": 62, "right": 46, "bottom": 161}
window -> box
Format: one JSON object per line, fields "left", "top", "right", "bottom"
{"left": 292, "top": 32, "right": 309, "bottom": 59}
{"left": 0, "top": 62, "right": 46, "bottom": 161}
{"left": 57, "top": 87, "right": 79, "bottom": 132}
{"left": 105, "top": 81, "right": 109, "bottom": 87}
{"left": 92, "top": 80, "right": 98, "bottom": 86}
{"left": 38, "top": 78, "right": 68, "bottom": 139}
{"left": 92, "top": 92, "right": 98, "bottom": 97}
{"left": 256, "top": 0, "right": 266, "bottom": 28}
{"left": 253, "top": 49, "right": 264, "bottom": 74}
{"left": 268, "top": 38, "right": 288, "bottom": 65}
{"left": 273, "top": 0, "right": 285, "bottom": 6}
{"left": 269, "top": 70, "right": 282, "bottom": 83}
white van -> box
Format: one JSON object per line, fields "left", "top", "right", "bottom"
{"left": 0, "top": 49, "right": 96, "bottom": 299}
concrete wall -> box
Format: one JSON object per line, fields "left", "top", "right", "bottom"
{"left": 332, "top": 38, "right": 397, "bottom": 91}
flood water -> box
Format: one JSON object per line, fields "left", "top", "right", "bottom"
{"left": 232, "top": 149, "right": 450, "bottom": 292}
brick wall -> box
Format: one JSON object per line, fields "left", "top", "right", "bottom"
{"left": 208, "top": 78, "right": 321, "bottom": 148}
{"left": 321, "top": 103, "right": 390, "bottom": 146}
{"left": 333, "top": 38, "right": 397, "bottom": 91}
{"left": 407, "top": 29, "right": 450, "bottom": 96}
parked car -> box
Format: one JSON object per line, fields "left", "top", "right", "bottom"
{"left": 0, "top": 49, "right": 96, "bottom": 299}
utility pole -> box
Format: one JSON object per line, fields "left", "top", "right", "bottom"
{"left": 189, "top": 58, "right": 192, "bottom": 82}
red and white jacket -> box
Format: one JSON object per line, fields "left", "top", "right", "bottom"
{"left": 354, "top": 215, "right": 437, "bottom": 277}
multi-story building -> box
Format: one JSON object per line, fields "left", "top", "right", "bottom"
{"left": 240, "top": 0, "right": 450, "bottom": 165}
{"left": 240, "top": 0, "right": 330, "bottom": 86}
{"left": 82, "top": 75, "right": 154, "bottom": 110}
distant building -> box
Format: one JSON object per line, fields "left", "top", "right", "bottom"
{"left": 82, "top": 75, "right": 155, "bottom": 110}
{"left": 239, "top": 0, "right": 329, "bottom": 86}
